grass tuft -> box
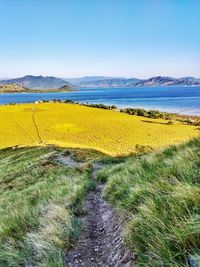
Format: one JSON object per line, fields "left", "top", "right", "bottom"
{"left": 102, "top": 138, "right": 200, "bottom": 267}
{"left": 0, "top": 146, "right": 93, "bottom": 266}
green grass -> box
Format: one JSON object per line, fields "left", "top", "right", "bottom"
{"left": 1, "top": 139, "right": 200, "bottom": 267}
{"left": 99, "top": 138, "right": 200, "bottom": 267}
{"left": 0, "top": 146, "right": 95, "bottom": 266}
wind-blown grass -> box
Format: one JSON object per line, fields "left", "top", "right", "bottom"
{"left": 0, "top": 103, "right": 199, "bottom": 155}
{"left": 0, "top": 146, "right": 94, "bottom": 266}
{"left": 99, "top": 138, "right": 200, "bottom": 266}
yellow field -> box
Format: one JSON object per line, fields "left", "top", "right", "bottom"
{"left": 0, "top": 103, "right": 199, "bottom": 155}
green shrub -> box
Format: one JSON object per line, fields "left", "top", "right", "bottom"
{"left": 120, "top": 108, "right": 168, "bottom": 119}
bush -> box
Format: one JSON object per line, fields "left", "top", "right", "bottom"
{"left": 167, "top": 120, "right": 175, "bottom": 125}
{"left": 120, "top": 108, "right": 168, "bottom": 119}
{"left": 83, "top": 103, "right": 117, "bottom": 110}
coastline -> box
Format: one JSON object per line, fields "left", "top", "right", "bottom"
{"left": 0, "top": 86, "right": 200, "bottom": 116}
{"left": 0, "top": 89, "right": 76, "bottom": 94}
{"left": 1, "top": 99, "right": 200, "bottom": 122}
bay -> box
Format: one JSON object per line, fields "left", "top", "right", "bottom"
{"left": 0, "top": 86, "right": 200, "bottom": 115}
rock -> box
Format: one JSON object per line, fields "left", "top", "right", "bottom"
{"left": 188, "top": 255, "right": 200, "bottom": 267}
{"left": 94, "top": 246, "right": 99, "bottom": 252}
{"left": 123, "top": 261, "right": 132, "bottom": 267}
{"left": 112, "top": 253, "right": 120, "bottom": 262}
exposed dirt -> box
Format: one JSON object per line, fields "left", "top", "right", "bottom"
{"left": 62, "top": 159, "right": 134, "bottom": 267}
{"left": 57, "top": 155, "right": 84, "bottom": 168}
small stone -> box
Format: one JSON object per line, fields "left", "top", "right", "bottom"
{"left": 94, "top": 246, "right": 99, "bottom": 252}
{"left": 90, "top": 258, "right": 95, "bottom": 261}
{"left": 124, "top": 261, "right": 132, "bottom": 267}
{"left": 114, "top": 237, "right": 121, "bottom": 243}
{"left": 112, "top": 253, "right": 120, "bottom": 262}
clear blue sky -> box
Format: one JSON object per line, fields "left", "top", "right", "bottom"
{"left": 0, "top": 0, "right": 199, "bottom": 78}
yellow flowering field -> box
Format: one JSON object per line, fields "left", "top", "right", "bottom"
{"left": 0, "top": 103, "right": 199, "bottom": 155}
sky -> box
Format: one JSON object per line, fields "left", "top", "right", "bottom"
{"left": 0, "top": 0, "right": 199, "bottom": 78}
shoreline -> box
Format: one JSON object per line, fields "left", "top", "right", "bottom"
{"left": 0, "top": 89, "right": 76, "bottom": 94}
{"left": 1, "top": 99, "right": 200, "bottom": 122}
{"left": 1, "top": 87, "right": 200, "bottom": 116}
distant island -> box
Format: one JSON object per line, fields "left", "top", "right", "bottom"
{"left": 0, "top": 84, "right": 75, "bottom": 94}
{"left": 0, "top": 75, "right": 200, "bottom": 91}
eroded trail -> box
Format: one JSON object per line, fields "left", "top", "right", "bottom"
{"left": 58, "top": 155, "right": 134, "bottom": 267}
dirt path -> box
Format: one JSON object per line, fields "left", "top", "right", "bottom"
{"left": 57, "top": 155, "right": 134, "bottom": 267}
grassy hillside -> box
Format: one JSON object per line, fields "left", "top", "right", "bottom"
{"left": 0, "top": 146, "right": 101, "bottom": 266}
{"left": 0, "top": 138, "right": 199, "bottom": 266}
{"left": 0, "top": 103, "right": 198, "bottom": 155}
{"left": 98, "top": 138, "right": 200, "bottom": 266}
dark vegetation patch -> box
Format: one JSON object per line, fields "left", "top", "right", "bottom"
{"left": 120, "top": 107, "right": 200, "bottom": 126}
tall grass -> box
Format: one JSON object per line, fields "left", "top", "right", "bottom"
{"left": 99, "top": 138, "right": 200, "bottom": 266}
{"left": 0, "top": 146, "right": 94, "bottom": 266}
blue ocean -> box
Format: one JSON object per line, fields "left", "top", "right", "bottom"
{"left": 0, "top": 86, "right": 200, "bottom": 116}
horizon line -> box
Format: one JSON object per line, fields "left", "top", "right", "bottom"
{"left": 0, "top": 74, "right": 200, "bottom": 80}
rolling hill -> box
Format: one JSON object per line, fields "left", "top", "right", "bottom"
{"left": 0, "top": 83, "right": 75, "bottom": 93}
{"left": 0, "top": 84, "right": 27, "bottom": 93}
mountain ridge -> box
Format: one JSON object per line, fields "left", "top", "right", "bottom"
{"left": 61, "top": 76, "right": 126, "bottom": 85}
{"left": 132, "top": 76, "right": 200, "bottom": 87}
{"left": 0, "top": 75, "right": 72, "bottom": 90}
{"left": 75, "top": 76, "right": 200, "bottom": 87}
{"left": 0, "top": 75, "right": 200, "bottom": 89}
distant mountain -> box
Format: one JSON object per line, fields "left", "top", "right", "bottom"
{"left": 74, "top": 76, "right": 200, "bottom": 88}
{"left": 78, "top": 78, "right": 140, "bottom": 87}
{"left": 0, "top": 75, "right": 199, "bottom": 89}
{"left": 62, "top": 76, "right": 126, "bottom": 85}
{"left": 133, "top": 76, "right": 200, "bottom": 87}
{"left": 0, "top": 75, "right": 72, "bottom": 89}
{"left": 179, "top": 77, "right": 200, "bottom": 83}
